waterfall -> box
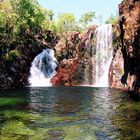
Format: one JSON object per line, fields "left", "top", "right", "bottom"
{"left": 29, "top": 49, "right": 58, "bottom": 87}
{"left": 94, "top": 24, "right": 113, "bottom": 87}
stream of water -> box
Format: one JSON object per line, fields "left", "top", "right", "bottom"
{"left": 29, "top": 49, "right": 58, "bottom": 87}
{"left": 94, "top": 24, "right": 113, "bottom": 87}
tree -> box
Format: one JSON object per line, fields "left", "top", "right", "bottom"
{"left": 79, "top": 11, "right": 95, "bottom": 27}
{"left": 0, "top": 0, "right": 52, "bottom": 59}
{"left": 0, "top": 0, "right": 17, "bottom": 58}
{"left": 9, "top": 0, "right": 45, "bottom": 33}
{"left": 41, "top": 9, "right": 54, "bottom": 30}
{"left": 56, "top": 13, "right": 79, "bottom": 33}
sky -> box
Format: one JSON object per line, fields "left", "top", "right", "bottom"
{"left": 38, "top": 0, "right": 122, "bottom": 25}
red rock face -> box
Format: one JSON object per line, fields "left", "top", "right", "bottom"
{"left": 118, "top": 0, "right": 140, "bottom": 93}
{"left": 107, "top": 0, "right": 140, "bottom": 92}
{"left": 51, "top": 26, "right": 97, "bottom": 86}
{"left": 51, "top": 59, "right": 78, "bottom": 86}
{"left": 110, "top": 47, "right": 124, "bottom": 89}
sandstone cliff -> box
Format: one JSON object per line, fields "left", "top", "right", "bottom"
{"left": 119, "top": 0, "right": 140, "bottom": 92}
{"left": 52, "top": 26, "right": 97, "bottom": 86}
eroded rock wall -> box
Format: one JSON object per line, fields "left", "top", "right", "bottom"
{"left": 119, "top": 0, "right": 140, "bottom": 92}
{"left": 52, "top": 26, "right": 97, "bottom": 86}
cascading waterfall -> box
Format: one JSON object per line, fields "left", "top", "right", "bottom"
{"left": 94, "top": 24, "right": 113, "bottom": 87}
{"left": 29, "top": 49, "right": 58, "bottom": 87}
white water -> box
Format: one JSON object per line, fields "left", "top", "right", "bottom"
{"left": 94, "top": 24, "right": 113, "bottom": 87}
{"left": 29, "top": 49, "right": 57, "bottom": 87}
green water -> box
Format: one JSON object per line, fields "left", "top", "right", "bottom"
{"left": 0, "top": 87, "right": 140, "bottom": 140}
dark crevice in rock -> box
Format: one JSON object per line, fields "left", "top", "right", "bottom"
{"left": 119, "top": 0, "right": 140, "bottom": 93}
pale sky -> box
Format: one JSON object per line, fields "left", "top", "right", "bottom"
{"left": 38, "top": 0, "right": 122, "bottom": 25}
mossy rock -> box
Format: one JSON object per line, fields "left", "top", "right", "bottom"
{"left": 0, "top": 110, "right": 42, "bottom": 122}
{"left": 1, "top": 120, "right": 34, "bottom": 136}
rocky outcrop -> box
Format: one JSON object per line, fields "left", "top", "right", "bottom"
{"left": 118, "top": 0, "right": 140, "bottom": 92}
{"left": 51, "top": 59, "right": 78, "bottom": 86}
{"left": 110, "top": 46, "right": 124, "bottom": 89}
{"left": 52, "top": 26, "right": 97, "bottom": 86}
{"left": 109, "top": 24, "right": 124, "bottom": 89}
{"left": 0, "top": 30, "right": 58, "bottom": 88}
{"left": 0, "top": 24, "right": 97, "bottom": 88}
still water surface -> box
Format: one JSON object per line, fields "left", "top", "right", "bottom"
{"left": 0, "top": 87, "right": 140, "bottom": 140}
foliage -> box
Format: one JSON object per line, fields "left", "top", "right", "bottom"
{"left": 9, "top": 0, "right": 45, "bottom": 33}
{"left": 5, "top": 50, "right": 21, "bottom": 62}
{"left": 41, "top": 9, "right": 54, "bottom": 30}
{"left": 79, "top": 12, "right": 95, "bottom": 28}
{"left": 47, "top": 11, "right": 96, "bottom": 35}
{"left": 0, "top": 0, "right": 95, "bottom": 51}
{"left": 0, "top": 0, "right": 53, "bottom": 63}
{"left": 55, "top": 13, "right": 80, "bottom": 34}
{"left": 57, "top": 13, "right": 75, "bottom": 30}
{"left": 105, "top": 14, "right": 119, "bottom": 25}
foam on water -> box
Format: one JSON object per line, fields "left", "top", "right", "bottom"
{"left": 29, "top": 49, "right": 57, "bottom": 87}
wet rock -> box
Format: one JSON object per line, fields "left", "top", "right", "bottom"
{"left": 47, "top": 129, "right": 65, "bottom": 140}
{"left": 110, "top": 46, "right": 124, "bottom": 89}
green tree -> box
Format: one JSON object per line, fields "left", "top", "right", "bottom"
{"left": 79, "top": 11, "right": 95, "bottom": 27}
{"left": 0, "top": 0, "right": 17, "bottom": 58}
{"left": 41, "top": 9, "right": 54, "bottom": 30}
{"left": 56, "top": 13, "right": 79, "bottom": 33}
{"left": 9, "top": 0, "right": 45, "bottom": 33}
{"left": 0, "top": 0, "right": 53, "bottom": 59}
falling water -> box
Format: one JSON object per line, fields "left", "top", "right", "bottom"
{"left": 94, "top": 24, "right": 113, "bottom": 87}
{"left": 29, "top": 49, "right": 58, "bottom": 87}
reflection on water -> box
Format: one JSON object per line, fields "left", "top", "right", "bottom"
{"left": 29, "top": 87, "right": 90, "bottom": 115}
{"left": 0, "top": 87, "right": 140, "bottom": 140}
